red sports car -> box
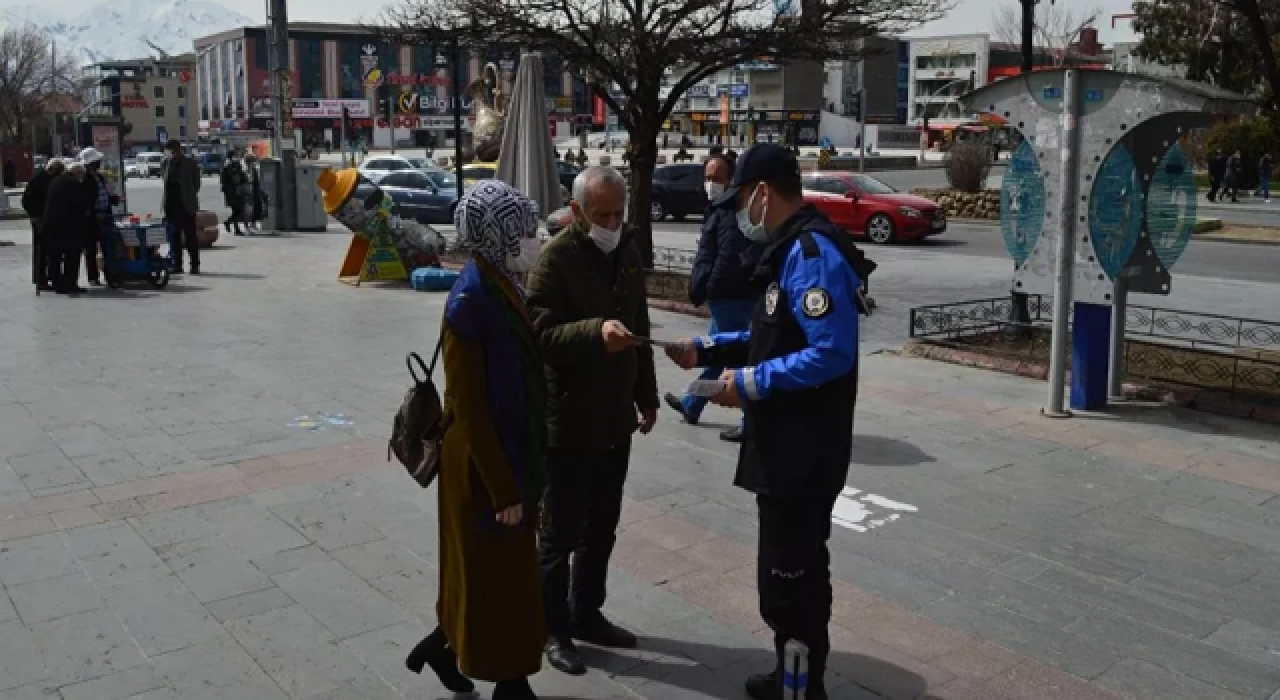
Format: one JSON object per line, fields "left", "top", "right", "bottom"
{"left": 801, "top": 172, "right": 947, "bottom": 244}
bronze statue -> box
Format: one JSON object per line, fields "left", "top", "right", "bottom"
{"left": 467, "top": 63, "right": 506, "bottom": 162}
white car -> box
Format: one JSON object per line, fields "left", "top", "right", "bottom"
{"left": 358, "top": 155, "right": 418, "bottom": 181}
{"left": 135, "top": 152, "right": 166, "bottom": 177}
{"left": 123, "top": 159, "right": 145, "bottom": 178}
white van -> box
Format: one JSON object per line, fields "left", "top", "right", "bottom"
{"left": 135, "top": 152, "right": 166, "bottom": 177}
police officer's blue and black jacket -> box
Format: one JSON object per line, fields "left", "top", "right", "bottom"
{"left": 695, "top": 204, "right": 876, "bottom": 500}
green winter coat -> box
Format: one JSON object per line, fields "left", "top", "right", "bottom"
{"left": 526, "top": 219, "right": 660, "bottom": 451}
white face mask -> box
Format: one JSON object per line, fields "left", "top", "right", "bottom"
{"left": 735, "top": 183, "right": 769, "bottom": 242}
{"left": 705, "top": 181, "right": 725, "bottom": 199}
{"left": 508, "top": 237, "right": 542, "bottom": 272}
{"left": 587, "top": 224, "right": 622, "bottom": 253}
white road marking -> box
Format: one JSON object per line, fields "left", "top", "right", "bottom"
{"left": 832, "top": 489, "right": 918, "bottom": 533}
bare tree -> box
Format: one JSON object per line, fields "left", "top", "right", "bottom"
{"left": 990, "top": 1, "right": 1103, "bottom": 66}
{"left": 379, "top": 0, "right": 950, "bottom": 265}
{"left": 0, "top": 26, "right": 78, "bottom": 147}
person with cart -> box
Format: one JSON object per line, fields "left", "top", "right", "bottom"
{"left": 22, "top": 157, "right": 64, "bottom": 291}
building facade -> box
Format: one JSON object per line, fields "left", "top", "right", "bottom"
{"left": 664, "top": 60, "right": 826, "bottom": 147}
{"left": 81, "top": 56, "right": 200, "bottom": 152}
{"left": 193, "top": 23, "right": 593, "bottom": 151}
{"left": 824, "top": 38, "right": 910, "bottom": 124}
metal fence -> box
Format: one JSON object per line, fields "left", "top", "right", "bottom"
{"left": 908, "top": 296, "right": 1280, "bottom": 398}
{"left": 652, "top": 245, "right": 697, "bottom": 273}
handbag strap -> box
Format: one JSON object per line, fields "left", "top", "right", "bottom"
{"left": 406, "top": 334, "right": 446, "bottom": 385}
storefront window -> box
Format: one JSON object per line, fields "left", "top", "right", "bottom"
{"left": 254, "top": 34, "right": 269, "bottom": 70}
{"left": 199, "top": 50, "right": 212, "bottom": 121}
{"left": 298, "top": 39, "right": 325, "bottom": 98}
{"left": 233, "top": 40, "right": 246, "bottom": 117}
{"left": 413, "top": 44, "right": 438, "bottom": 97}
{"left": 219, "top": 43, "right": 232, "bottom": 119}
{"left": 339, "top": 40, "right": 364, "bottom": 99}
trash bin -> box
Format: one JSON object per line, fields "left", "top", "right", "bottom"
{"left": 260, "top": 155, "right": 298, "bottom": 232}
{"left": 294, "top": 162, "right": 328, "bottom": 231}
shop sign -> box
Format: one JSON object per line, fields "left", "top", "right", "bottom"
{"left": 544, "top": 96, "right": 573, "bottom": 113}
{"left": 686, "top": 84, "right": 714, "bottom": 98}
{"left": 397, "top": 92, "right": 473, "bottom": 114}
{"left": 292, "top": 99, "right": 371, "bottom": 118}
{"left": 121, "top": 96, "right": 149, "bottom": 109}
{"left": 736, "top": 61, "right": 779, "bottom": 71}
{"left": 723, "top": 84, "right": 749, "bottom": 98}
{"left": 376, "top": 115, "right": 474, "bottom": 130}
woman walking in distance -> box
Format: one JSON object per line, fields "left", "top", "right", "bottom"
{"left": 404, "top": 180, "right": 547, "bottom": 700}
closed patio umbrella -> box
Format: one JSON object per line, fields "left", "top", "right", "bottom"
{"left": 495, "top": 52, "right": 562, "bottom": 218}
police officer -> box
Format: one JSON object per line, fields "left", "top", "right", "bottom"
{"left": 666, "top": 143, "right": 874, "bottom": 700}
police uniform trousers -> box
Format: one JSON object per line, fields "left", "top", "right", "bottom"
{"left": 757, "top": 490, "right": 839, "bottom": 679}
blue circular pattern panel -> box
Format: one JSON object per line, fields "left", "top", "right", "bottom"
{"left": 1089, "top": 145, "right": 1143, "bottom": 280}
{"left": 1000, "top": 140, "right": 1045, "bottom": 267}
{"left": 1146, "top": 143, "right": 1197, "bottom": 271}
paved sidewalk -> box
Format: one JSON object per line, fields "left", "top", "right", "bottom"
{"left": 3, "top": 227, "right": 1280, "bottom": 699}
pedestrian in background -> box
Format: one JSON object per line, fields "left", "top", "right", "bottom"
{"left": 1224, "top": 150, "right": 1242, "bottom": 203}
{"left": 23, "top": 157, "right": 64, "bottom": 291}
{"left": 220, "top": 152, "right": 248, "bottom": 236}
{"left": 526, "top": 166, "right": 659, "bottom": 676}
{"left": 161, "top": 139, "right": 202, "bottom": 275}
{"left": 666, "top": 153, "right": 756, "bottom": 442}
{"left": 407, "top": 180, "right": 547, "bottom": 700}
{"left": 1207, "top": 150, "right": 1226, "bottom": 202}
{"left": 242, "top": 153, "right": 262, "bottom": 234}
{"left": 666, "top": 144, "right": 875, "bottom": 700}
{"left": 1257, "top": 151, "right": 1273, "bottom": 203}
{"left": 42, "top": 161, "right": 92, "bottom": 295}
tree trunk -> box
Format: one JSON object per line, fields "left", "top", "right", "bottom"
{"left": 626, "top": 124, "right": 659, "bottom": 269}
{"left": 1238, "top": 0, "right": 1280, "bottom": 112}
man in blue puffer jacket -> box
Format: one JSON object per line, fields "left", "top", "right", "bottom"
{"left": 664, "top": 154, "right": 758, "bottom": 442}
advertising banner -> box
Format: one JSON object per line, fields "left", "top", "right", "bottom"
{"left": 292, "top": 99, "right": 371, "bottom": 119}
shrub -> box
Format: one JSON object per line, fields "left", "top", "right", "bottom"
{"left": 944, "top": 139, "right": 992, "bottom": 193}
{"left": 1204, "top": 116, "right": 1278, "bottom": 189}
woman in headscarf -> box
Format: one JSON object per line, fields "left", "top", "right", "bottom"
{"left": 405, "top": 180, "right": 546, "bottom": 700}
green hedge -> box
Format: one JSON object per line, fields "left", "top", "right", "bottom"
{"left": 1205, "top": 117, "right": 1278, "bottom": 190}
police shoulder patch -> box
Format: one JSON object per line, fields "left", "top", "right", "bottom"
{"left": 802, "top": 288, "right": 832, "bottom": 318}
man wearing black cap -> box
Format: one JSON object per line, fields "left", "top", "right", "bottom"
{"left": 161, "top": 140, "right": 202, "bottom": 274}
{"left": 665, "top": 143, "right": 875, "bottom": 700}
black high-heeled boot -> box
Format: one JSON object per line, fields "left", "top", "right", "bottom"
{"left": 404, "top": 627, "right": 474, "bottom": 693}
{"left": 493, "top": 678, "right": 538, "bottom": 700}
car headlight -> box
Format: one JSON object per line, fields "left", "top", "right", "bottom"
{"left": 898, "top": 206, "right": 923, "bottom": 218}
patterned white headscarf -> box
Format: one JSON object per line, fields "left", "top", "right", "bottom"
{"left": 454, "top": 179, "right": 539, "bottom": 287}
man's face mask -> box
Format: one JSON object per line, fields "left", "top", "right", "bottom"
{"left": 735, "top": 182, "right": 769, "bottom": 243}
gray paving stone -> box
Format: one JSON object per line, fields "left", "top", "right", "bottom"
{"left": 99, "top": 574, "right": 222, "bottom": 656}
{"left": 205, "top": 587, "right": 296, "bottom": 622}
{"left": 330, "top": 539, "right": 437, "bottom": 620}
{"left": 267, "top": 501, "right": 385, "bottom": 552}
{"left": 1205, "top": 619, "right": 1280, "bottom": 670}
{"left": 151, "top": 631, "right": 289, "bottom": 700}
{"left": 0, "top": 462, "right": 28, "bottom": 503}
{"left": 200, "top": 505, "right": 311, "bottom": 560}
{"left": 1159, "top": 504, "right": 1280, "bottom": 554}
{"left": 127, "top": 508, "right": 216, "bottom": 548}
{"left": 1030, "top": 565, "right": 1230, "bottom": 638}
{"left": 369, "top": 513, "right": 440, "bottom": 563}
{"left": 1096, "top": 658, "right": 1251, "bottom": 700}
{"left": 337, "top": 621, "right": 445, "bottom": 698}
{"left": 0, "top": 620, "right": 47, "bottom": 691}
{"left": 223, "top": 605, "right": 394, "bottom": 699}
{"left": 156, "top": 536, "right": 273, "bottom": 603}
{"left": 1068, "top": 612, "right": 1280, "bottom": 698}
{"left": 601, "top": 569, "right": 709, "bottom": 634}
{"left": 829, "top": 552, "right": 952, "bottom": 612}
{"left": 272, "top": 561, "right": 413, "bottom": 639}
{"left": 7, "top": 573, "right": 104, "bottom": 624}
{"left": 904, "top": 557, "right": 1092, "bottom": 630}
{"left": 29, "top": 608, "right": 148, "bottom": 686}
{"left": 0, "top": 685, "right": 57, "bottom": 700}
{"left": 5, "top": 450, "right": 90, "bottom": 494}
{"left": 64, "top": 523, "right": 169, "bottom": 586}
{"left": 71, "top": 449, "right": 152, "bottom": 488}
{"left": 0, "top": 533, "right": 79, "bottom": 587}
{"left": 250, "top": 545, "right": 335, "bottom": 577}
{"left": 57, "top": 665, "right": 167, "bottom": 700}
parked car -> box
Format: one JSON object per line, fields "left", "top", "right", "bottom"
{"left": 359, "top": 155, "right": 418, "bottom": 181}
{"left": 135, "top": 152, "right": 166, "bottom": 177}
{"left": 198, "top": 152, "right": 224, "bottom": 176}
{"left": 801, "top": 171, "right": 946, "bottom": 243}
{"left": 457, "top": 162, "right": 498, "bottom": 185}
{"left": 361, "top": 169, "right": 460, "bottom": 225}
{"left": 123, "top": 159, "right": 145, "bottom": 179}
{"left": 650, "top": 163, "right": 707, "bottom": 221}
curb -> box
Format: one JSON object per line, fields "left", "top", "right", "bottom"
{"left": 1193, "top": 234, "right": 1280, "bottom": 247}
{"left": 903, "top": 338, "right": 1280, "bottom": 426}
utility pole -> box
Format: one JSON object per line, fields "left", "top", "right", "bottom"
{"left": 450, "top": 35, "right": 464, "bottom": 201}
{"left": 1009, "top": 0, "right": 1037, "bottom": 333}
{"left": 266, "top": 0, "right": 296, "bottom": 231}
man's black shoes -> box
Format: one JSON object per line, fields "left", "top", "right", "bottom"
{"left": 572, "top": 611, "right": 637, "bottom": 649}
{"left": 545, "top": 638, "right": 586, "bottom": 675}
{"left": 745, "top": 670, "right": 826, "bottom": 700}
{"left": 663, "top": 392, "right": 694, "bottom": 424}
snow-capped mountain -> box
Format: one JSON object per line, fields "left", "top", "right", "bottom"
{"left": 0, "top": 0, "right": 255, "bottom": 65}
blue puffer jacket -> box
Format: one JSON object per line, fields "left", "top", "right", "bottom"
{"left": 689, "top": 206, "right": 757, "bottom": 306}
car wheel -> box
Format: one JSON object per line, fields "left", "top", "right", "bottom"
{"left": 866, "top": 214, "right": 896, "bottom": 244}
{"left": 650, "top": 199, "right": 666, "bottom": 222}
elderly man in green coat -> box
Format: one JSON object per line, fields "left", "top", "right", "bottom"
{"left": 526, "top": 165, "right": 660, "bottom": 676}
